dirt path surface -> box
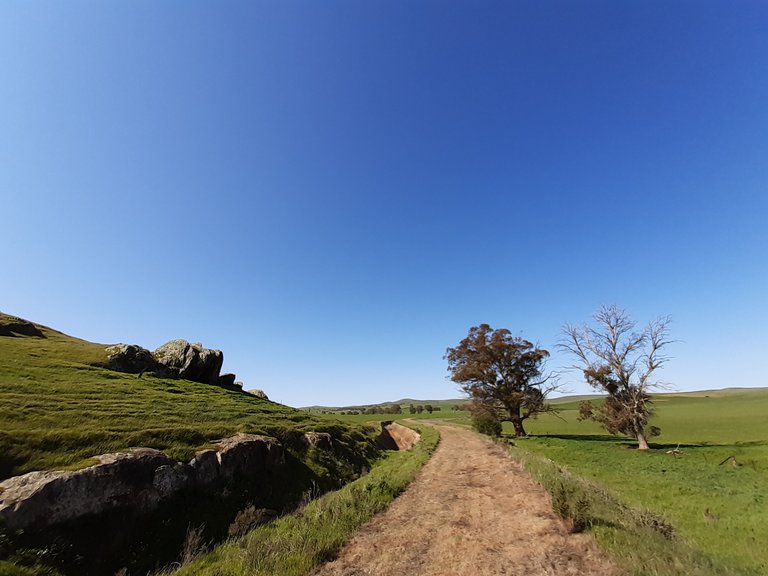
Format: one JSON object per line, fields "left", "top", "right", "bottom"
{"left": 314, "top": 425, "right": 622, "bottom": 576}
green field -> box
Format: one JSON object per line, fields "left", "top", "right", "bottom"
{"left": 514, "top": 388, "right": 768, "bottom": 576}
{"left": 323, "top": 389, "right": 768, "bottom": 575}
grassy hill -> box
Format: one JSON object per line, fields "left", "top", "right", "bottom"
{"left": 0, "top": 312, "right": 376, "bottom": 480}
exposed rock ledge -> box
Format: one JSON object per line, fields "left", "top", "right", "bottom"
{"left": 376, "top": 422, "right": 421, "bottom": 451}
{"left": 0, "top": 434, "right": 284, "bottom": 532}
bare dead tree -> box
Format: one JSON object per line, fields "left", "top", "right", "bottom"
{"left": 559, "top": 305, "right": 672, "bottom": 450}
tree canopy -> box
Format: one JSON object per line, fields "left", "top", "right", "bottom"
{"left": 445, "top": 324, "right": 556, "bottom": 437}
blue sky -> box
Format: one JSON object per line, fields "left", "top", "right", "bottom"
{"left": 2, "top": 1, "right": 766, "bottom": 407}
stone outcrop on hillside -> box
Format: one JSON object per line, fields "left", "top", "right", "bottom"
{"left": 248, "top": 388, "right": 269, "bottom": 400}
{"left": 106, "top": 344, "right": 158, "bottom": 374}
{"left": 0, "top": 434, "right": 284, "bottom": 532}
{"left": 0, "top": 316, "right": 44, "bottom": 337}
{"left": 152, "top": 339, "right": 224, "bottom": 385}
{"left": 375, "top": 422, "right": 421, "bottom": 451}
{"left": 105, "top": 339, "right": 235, "bottom": 388}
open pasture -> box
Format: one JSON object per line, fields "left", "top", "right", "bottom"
{"left": 518, "top": 388, "right": 768, "bottom": 575}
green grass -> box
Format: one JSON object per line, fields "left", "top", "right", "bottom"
{"left": 513, "top": 388, "right": 768, "bottom": 576}
{"left": 0, "top": 313, "right": 376, "bottom": 480}
{"left": 314, "top": 409, "right": 470, "bottom": 426}
{"left": 167, "top": 425, "right": 440, "bottom": 576}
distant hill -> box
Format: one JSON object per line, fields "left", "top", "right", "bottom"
{"left": 303, "top": 388, "right": 768, "bottom": 413}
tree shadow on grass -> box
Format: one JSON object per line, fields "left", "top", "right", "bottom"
{"left": 528, "top": 434, "right": 708, "bottom": 450}
{"left": 529, "top": 433, "right": 627, "bottom": 443}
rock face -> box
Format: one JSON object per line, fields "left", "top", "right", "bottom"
{"left": 152, "top": 340, "right": 224, "bottom": 385}
{"left": 376, "top": 422, "right": 420, "bottom": 451}
{"left": 0, "top": 435, "right": 284, "bottom": 532}
{"left": 218, "top": 373, "right": 236, "bottom": 387}
{"left": 106, "top": 344, "right": 158, "bottom": 374}
{"left": 249, "top": 388, "right": 269, "bottom": 400}
{"left": 0, "top": 448, "right": 171, "bottom": 531}
{"left": 216, "top": 434, "right": 285, "bottom": 480}
{"left": 104, "top": 339, "right": 228, "bottom": 387}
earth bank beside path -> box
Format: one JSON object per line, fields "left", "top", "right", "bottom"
{"left": 314, "top": 425, "right": 622, "bottom": 576}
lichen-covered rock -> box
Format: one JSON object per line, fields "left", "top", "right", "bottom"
{"left": 152, "top": 339, "right": 224, "bottom": 385}
{"left": 153, "top": 463, "right": 190, "bottom": 499}
{"left": 216, "top": 434, "right": 284, "bottom": 480}
{"left": 0, "top": 434, "right": 286, "bottom": 533}
{"left": 248, "top": 388, "right": 269, "bottom": 400}
{"left": 106, "top": 344, "right": 158, "bottom": 374}
{"left": 0, "top": 448, "right": 171, "bottom": 531}
{"left": 189, "top": 449, "right": 219, "bottom": 486}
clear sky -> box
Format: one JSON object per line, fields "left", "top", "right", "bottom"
{"left": 2, "top": 1, "right": 766, "bottom": 407}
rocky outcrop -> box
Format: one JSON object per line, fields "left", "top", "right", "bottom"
{"left": 0, "top": 435, "right": 284, "bottom": 532}
{"left": 216, "top": 434, "right": 284, "bottom": 479}
{"left": 106, "top": 344, "right": 158, "bottom": 374}
{"left": 152, "top": 340, "right": 223, "bottom": 385}
{"left": 376, "top": 422, "right": 420, "bottom": 451}
{"left": 248, "top": 388, "right": 269, "bottom": 400}
{"left": 105, "top": 339, "right": 228, "bottom": 387}
{"left": 218, "top": 373, "right": 236, "bottom": 387}
{"left": 0, "top": 315, "right": 43, "bottom": 337}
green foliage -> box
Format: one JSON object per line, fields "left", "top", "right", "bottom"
{"left": 469, "top": 402, "right": 502, "bottom": 437}
{"left": 167, "top": 426, "right": 440, "bottom": 576}
{"left": 516, "top": 388, "right": 768, "bottom": 575}
{"left": 446, "top": 324, "right": 556, "bottom": 436}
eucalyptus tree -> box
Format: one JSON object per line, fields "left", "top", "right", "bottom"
{"left": 445, "top": 324, "right": 557, "bottom": 437}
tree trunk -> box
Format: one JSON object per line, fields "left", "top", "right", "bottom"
{"left": 636, "top": 430, "right": 650, "bottom": 450}
{"left": 509, "top": 412, "right": 527, "bottom": 437}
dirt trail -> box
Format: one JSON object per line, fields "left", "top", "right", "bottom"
{"left": 315, "top": 425, "right": 622, "bottom": 576}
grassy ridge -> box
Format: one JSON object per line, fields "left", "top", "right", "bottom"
{"left": 168, "top": 425, "right": 440, "bottom": 576}
{"left": 0, "top": 313, "right": 375, "bottom": 480}
{"left": 517, "top": 389, "right": 768, "bottom": 575}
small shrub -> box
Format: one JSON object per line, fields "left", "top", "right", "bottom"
{"left": 179, "top": 525, "right": 206, "bottom": 566}
{"left": 228, "top": 506, "right": 275, "bottom": 539}
{"left": 469, "top": 402, "right": 502, "bottom": 437}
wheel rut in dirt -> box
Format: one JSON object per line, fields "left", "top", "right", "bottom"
{"left": 314, "top": 425, "right": 622, "bottom": 576}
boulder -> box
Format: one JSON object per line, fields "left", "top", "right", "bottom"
{"left": 188, "top": 450, "right": 220, "bottom": 486}
{"left": 106, "top": 344, "right": 158, "bottom": 374}
{"left": 248, "top": 389, "right": 269, "bottom": 400}
{"left": 0, "top": 448, "right": 171, "bottom": 531}
{"left": 216, "top": 434, "right": 284, "bottom": 480}
{"left": 152, "top": 463, "right": 190, "bottom": 499}
{"left": 0, "top": 434, "right": 287, "bottom": 533}
{"left": 152, "top": 339, "right": 223, "bottom": 385}
{"left": 218, "top": 373, "right": 236, "bottom": 387}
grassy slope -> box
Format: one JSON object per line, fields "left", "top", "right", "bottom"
{"left": 517, "top": 388, "right": 768, "bottom": 575}
{"left": 0, "top": 312, "right": 374, "bottom": 480}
